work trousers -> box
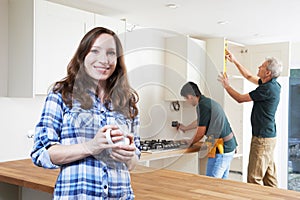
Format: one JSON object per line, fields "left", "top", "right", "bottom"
{"left": 247, "top": 136, "right": 277, "bottom": 187}
{"left": 206, "top": 150, "right": 235, "bottom": 179}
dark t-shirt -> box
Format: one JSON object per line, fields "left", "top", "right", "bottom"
{"left": 197, "top": 95, "right": 237, "bottom": 153}
{"left": 249, "top": 78, "right": 281, "bottom": 138}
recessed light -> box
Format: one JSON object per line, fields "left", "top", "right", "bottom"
{"left": 166, "top": 3, "right": 179, "bottom": 9}
{"left": 253, "top": 33, "right": 263, "bottom": 37}
{"left": 217, "top": 20, "right": 229, "bottom": 25}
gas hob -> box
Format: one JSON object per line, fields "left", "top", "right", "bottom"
{"left": 140, "top": 139, "right": 189, "bottom": 153}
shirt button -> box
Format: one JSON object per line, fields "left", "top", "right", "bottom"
{"left": 104, "top": 185, "right": 108, "bottom": 189}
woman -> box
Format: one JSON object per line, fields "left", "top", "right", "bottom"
{"left": 31, "top": 27, "right": 140, "bottom": 199}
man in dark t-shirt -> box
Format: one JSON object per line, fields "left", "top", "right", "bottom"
{"left": 218, "top": 49, "right": 282, "bottom": 187}
{"left": 178, "top": 82, "right": 238, "bottom": 179}
{"left": 249, "top": 78, "right": 280, "bottom": 138}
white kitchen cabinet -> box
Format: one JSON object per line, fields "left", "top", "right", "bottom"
{"left": 246, "top": 42, "right": 290, "bottom": 76}
{"left": 224, "top": 76, "right": 254, "bottom": 182}
{"left": 94, "top": 14, "right": 125, "bottom": 46}
{"left": 7, "top": 0, "right": 94, "bottom": 97}
{"left": 206, "top": 38, "right": 290, "bottom": 187}
{"left": 164, "top": 36, "right": 206, "bottom": 101}
{"left": 139, "top": 152, "right": 199, "bottom": 174}
{"left": 0, "top": 0, "right": 8, "bottom": 97}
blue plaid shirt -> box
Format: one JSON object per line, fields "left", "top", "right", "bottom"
{"left": 31, "top": 91, "right": 141, "bottom": 199}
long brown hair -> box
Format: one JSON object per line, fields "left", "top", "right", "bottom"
{"left": 53, "top": 27, "right": 139, "bottom": 119}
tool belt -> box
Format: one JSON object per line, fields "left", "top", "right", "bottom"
{"left": 207, "top": 132, "right": 234, "bottom": 158}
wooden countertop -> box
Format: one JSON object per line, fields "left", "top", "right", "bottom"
{"left": 1, "top": 159, "right": 300, "bottom": 199}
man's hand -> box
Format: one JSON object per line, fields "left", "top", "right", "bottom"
{"left": 177, "top": 123, "right": 186, "bottom": 132}
{"left": 225, "top": 49, "right": 236, "bottom": 63}
{"left": 218, "top": 72, "right": 230, "bottom": 89}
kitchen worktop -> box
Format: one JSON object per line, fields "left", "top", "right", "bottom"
{"left": 1, "top": 159, "right": 300, "bottom": 199}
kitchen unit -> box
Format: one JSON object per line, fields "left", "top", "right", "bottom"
{"left": 7, "top": 0, "right": 92, "bottom": 97}
{"left": 139, "top": 141, "right": 202, "bottom": 174}
{"left": 1, "top": 159, "right": 300, "bottom": 200}
{"left": 4, "top": 0, "right": 125, "bottom": 97}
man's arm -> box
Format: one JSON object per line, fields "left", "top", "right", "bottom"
{"left": 226, "top": 49, "right": 259, "bottom": 85}
{"left": 178, "top": 120, "right": 198, "bottom": 132}
{"left": 191, "top": 126, "right": 207, "bottom": 145}
{"left": 225, "top": 85, "right": 252, "bottom": 103}
{"left": 218, "top": 73, "right": 252, "bottom": 103}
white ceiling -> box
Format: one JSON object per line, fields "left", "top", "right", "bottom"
{"left": 50, "top": 0, "right": 300, "bottom": 45}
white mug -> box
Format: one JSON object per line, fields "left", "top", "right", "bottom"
{"left": 105, "top": 128, "right": 130, "bottom": 145}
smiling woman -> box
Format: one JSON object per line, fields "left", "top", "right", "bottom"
{"left": 30, "top": 27, "right": 141, "bottom": 199}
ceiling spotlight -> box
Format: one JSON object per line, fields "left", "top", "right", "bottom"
{"left": 217, "top": 20, "right": 229, "bottom": 25}
{"left": 166, "top": 3, "right": 179, "bottom": 9}
{"left": 253, "top": 33, "right": 263, "bottom": 37}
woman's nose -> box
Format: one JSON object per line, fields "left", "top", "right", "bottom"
{"left": 98, "top": 52, "right": 109, "bottom": 64}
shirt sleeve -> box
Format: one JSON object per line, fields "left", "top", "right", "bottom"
{"left": 132, "top": 114, "right": 141, "bottom": 159}
{"left": 30, "top": 92, "right": 64, "bottom": 169}
{"left": 249, "top": 82, "right": 271, "bottom": 102}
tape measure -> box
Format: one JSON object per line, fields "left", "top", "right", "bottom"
{"left": 223, "top": 39, "right": 228, "bottom": 74}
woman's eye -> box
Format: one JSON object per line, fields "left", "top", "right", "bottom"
{"left": 107, "top": 51, "right": 116, "bottom": 56}
{"left": 90, "top": 49, "right": 99, "bottom": 54}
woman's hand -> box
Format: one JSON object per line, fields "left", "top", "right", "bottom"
{"left": 48, "top": 125, "right": 122, "bottom": 165}
{"left": 110, "top": 133, "right": 138, "bottom": 170}
{"left": 84, "top": 125, "right": 122, "bottom": 155}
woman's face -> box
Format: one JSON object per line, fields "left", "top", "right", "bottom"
{"left": 84, "top": 33, "right": 117, "bottom": 82}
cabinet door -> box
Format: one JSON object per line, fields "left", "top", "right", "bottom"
{"left": 205, "top": 38, "right": 226, "bottom": 106}
{"left": 164, "top": 36, "right": 188, "bottom": 101}
{"left": 247, "top": 42, "right": 290, "bottom": 76}
{"left": 94, "top": 14, "right": 125, "bottom": 46}
{"left": 164, "top": 36, "right": 206, "bottom": 101}
{"left": 34, "top": 0, "right": 94, "bottom": 95}
{"left": 187, "top": 38, "right": 206, "bottom": 94}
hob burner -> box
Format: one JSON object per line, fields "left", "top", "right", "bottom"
{"left": 140, "top": 139, "right": 189, "bottom": 152}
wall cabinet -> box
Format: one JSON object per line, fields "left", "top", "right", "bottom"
{"left": 7, "top": 0, "right": 94, "bottom": 97}
{"left": 0, "top": 0, "right": 8, "bottom": 97}
{"left": 164, "top": 36, "right": 206, "bottom": 101}
{"left": 34, "top": 0, "right": 95, "bottom": 95}
{"left": 6, "top": 0, "right": 125, "bottom": 97}
{"left": 94, "top": 14, "right": 125, "bottom": 46}
{"left": 205, "top": 38, "right": 290, "bottom": 187}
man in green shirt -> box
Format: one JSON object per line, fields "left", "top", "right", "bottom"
{"left": 178, "top": 82, "right": 238, "bottom": 179}
{"left": 218, "top": 49, "right": 282, "bottom": 187}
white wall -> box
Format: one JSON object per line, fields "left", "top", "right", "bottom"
{"left": 0, "top": 96, "right": 46, "bottom": 200}
{"left": 125, "top": 28, "right": 197, "bottom": 141}
{"left": 0, "top": 96, "right": 46, "bottom": 162}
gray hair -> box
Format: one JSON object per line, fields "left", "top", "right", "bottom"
{"left": 265, "top": 57, "right": 282, "bottom": 78}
